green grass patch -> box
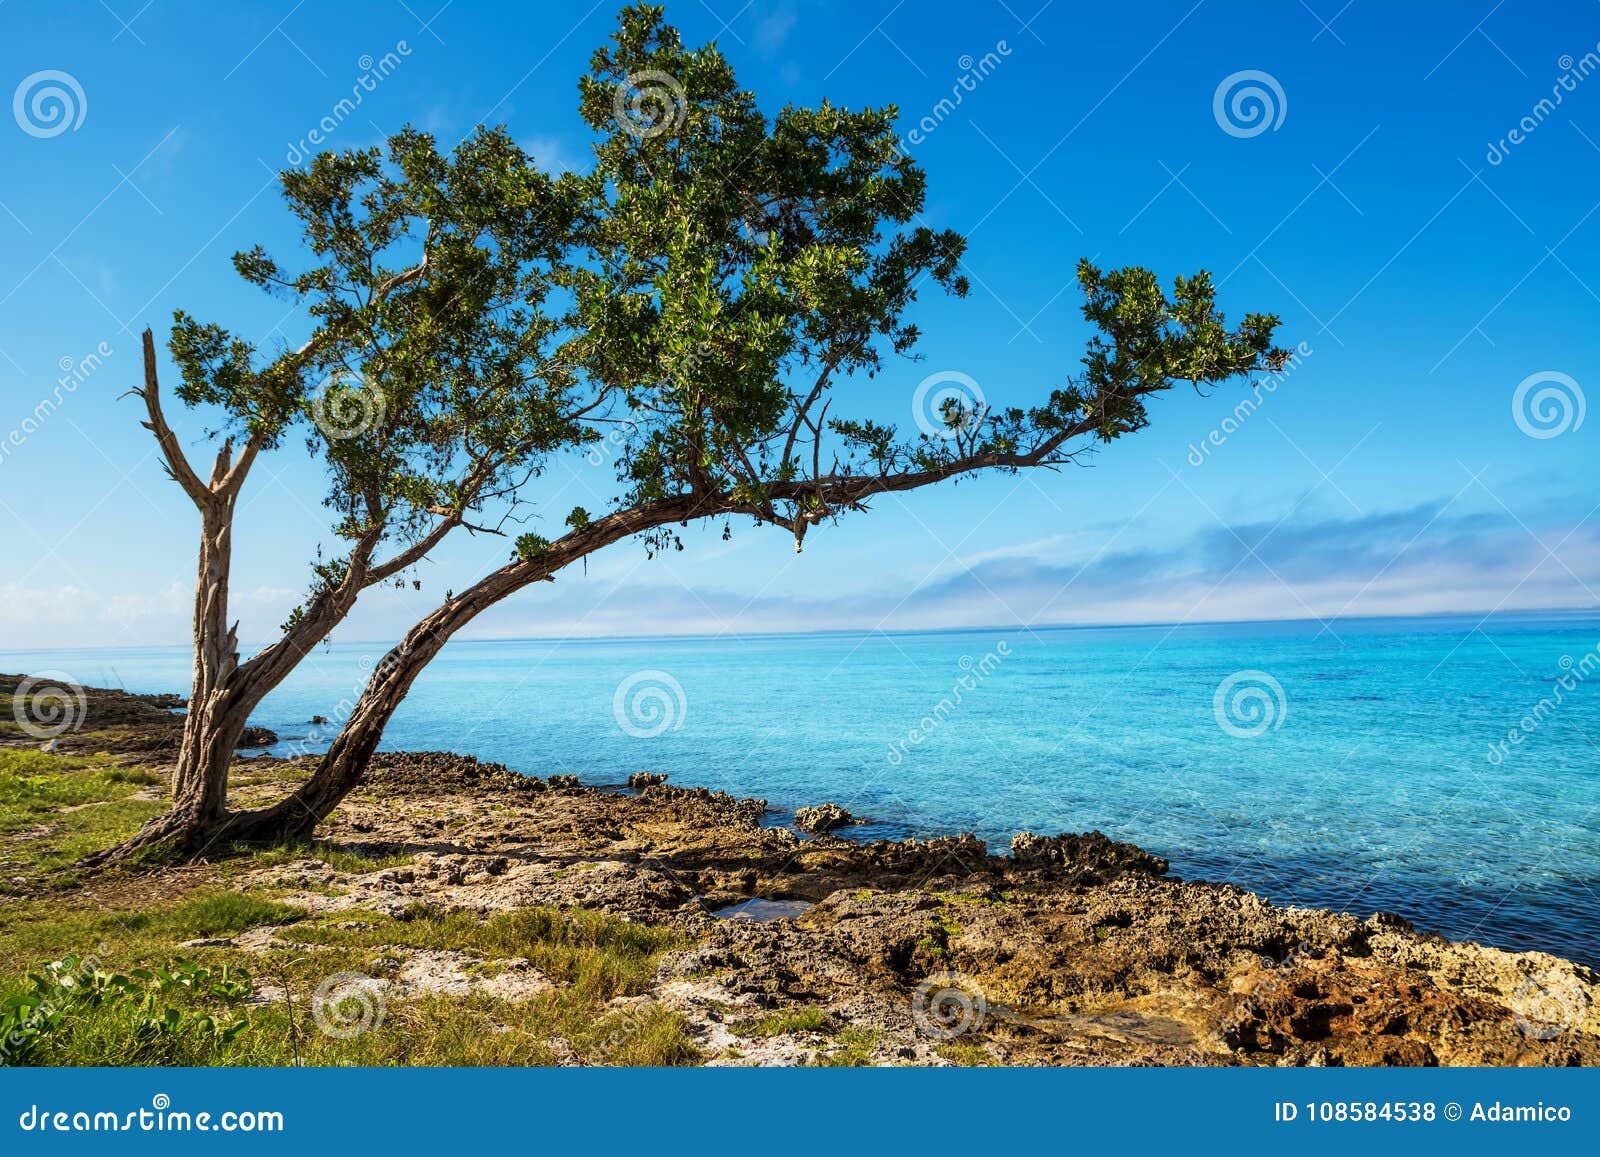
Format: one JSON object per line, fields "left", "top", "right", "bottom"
{"left": 815, "top": 1026, "right": 880, "bottom": 1066}
{"left": 281, "top": 905, "right": 682, "bottom": 1004}
{"left": 0, "top": 902, "right": 701, "bottom": 1067}
{"left": 935, "top": 1041, "right": 998, "bottom": 1066}
{"left": 141, "top": 891, "right": 307, "bottom": 939}
{"left": 0, "top": 750, "right": 166, "bottom": 877}
{"left": 0, "top": 748, "right": 704, "bottom": 1067}
{"left": 250, "top": 841, "right": 413, "bottom": 874}
{"left": 737, "top": 1005, "right": 827, "bottom": 1037}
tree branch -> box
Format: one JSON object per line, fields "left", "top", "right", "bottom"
{"left": 131, "top": 328, "right": 211, "bottom": 508}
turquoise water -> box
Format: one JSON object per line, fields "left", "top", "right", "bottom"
{"left": 6, "top": 612, "right": 1599, "bottom": 964}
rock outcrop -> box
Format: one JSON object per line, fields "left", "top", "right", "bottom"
{"left": 794, "top": 802, "right": 854, "bottom": 833}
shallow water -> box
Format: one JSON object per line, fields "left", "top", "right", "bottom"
{"left": 711, "top": 898, "right": 815, "bottom": 922}
{"left": 7, "top": 611, "right": 1599, "bottom": 964}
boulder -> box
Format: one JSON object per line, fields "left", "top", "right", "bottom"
{"left": 1009, "top": 830, "right": 1168, "bottom": 883}
{"left": 236, "top": 725, "right": 279, "bottom": 748}
{"left": 795, "top": 802, "right": 854, "bottom": 834}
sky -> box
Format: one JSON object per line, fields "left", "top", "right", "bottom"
{"left": 1, "top": 0, "right": 1597, "bottom": 651}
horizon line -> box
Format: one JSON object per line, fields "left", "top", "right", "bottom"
{"left": 5, "top": 603, "right": 1599, "bottom": 656}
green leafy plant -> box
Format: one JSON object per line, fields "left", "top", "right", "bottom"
{"left": 0, "top": 955, "right": 252, "bottom": 1066}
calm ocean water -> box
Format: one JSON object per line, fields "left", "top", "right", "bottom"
{"left": 6, "top": 612, "right": 1599, "bottom": 964}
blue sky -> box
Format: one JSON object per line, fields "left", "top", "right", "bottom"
{"left": 1, "top": 0, "right": 1597, "bottom": 650}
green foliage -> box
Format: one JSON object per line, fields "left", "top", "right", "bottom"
{"left": 737, "top": 1005, "right": 828, "bottom": 1036}
{"left": 173, "top": 122, "right": 593, "bottom": 610}
{"left": 143, "top": 3, "right": 1286, "bottom": 742}
{"left": 514, "top": 532, "right": 551, "bottom": 561}
{"left": 568, "top": 3, "right": 970, "bottom": 514}
{"left": 0, "top": 956, "right": 250, "bottom": 1066}
{"left": 149, "top": 892, "right": 306, "bottom": 939}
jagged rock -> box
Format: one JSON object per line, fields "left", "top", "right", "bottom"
{"left": 236, "top": 725, "right": 279, "bottom": 748}
{"left": 1010, "top": 830, "right": 1168, "bottom": 883}
{"left": 794, "top": 802, "right": 853, "bottom": 834}
{"left": 628, "top": 772, "right": 668, "bottom": 789}
{"left": 363, "top": 751, "right": 546, "bottom": 793}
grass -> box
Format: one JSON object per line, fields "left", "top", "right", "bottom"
{"left": 118, "top": 891, "right": 308, "bottom": 939}
{"left": 736, "top": 1005, "right": 828, "bottom": 1037}
{"left": 936, "top": 1041, "right": 998, "bottom": 1066}
{"left": 251, "top": 841, "right": 414, "bottom": 873}
{"left": 815, "top": 1026, "right": 880, "bottom": 1066}
{"left": 0, "top": 750, "right": 165, "bottom": 877}
{"left": 0, "top": 742, "right": 702, "bottom": 1067}
{"left": 0, "top": 896, "right": 702, "bottom": 1066}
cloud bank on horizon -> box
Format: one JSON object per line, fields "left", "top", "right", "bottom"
{"left": 5, "top": 489, "right": 1595, "bottom": 652}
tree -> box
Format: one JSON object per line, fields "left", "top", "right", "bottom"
{"left": 94, "top": 129, "right": 587, "bottom": 860}
{"left": 98, "top": 3, "right": 1287, "bottom": 861}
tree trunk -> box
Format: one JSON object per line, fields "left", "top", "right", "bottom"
{"left": 218, "top": 499, "right": 701, "bottom": 846}
{"left": 82, "top": 414, "right": 252, "bottom": 864}
{"left": 220, "top": 620, "right": 452, "bottom": 845}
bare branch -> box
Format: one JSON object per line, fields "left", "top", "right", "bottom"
{"left": 130, "top": 328, "right": 211, "bottom": 508}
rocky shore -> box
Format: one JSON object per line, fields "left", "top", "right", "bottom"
{"left": 3, "top": 675, "right": 1596, "bottom": 1066}
{"left": 231, "top": 750, "right": 1596, "bottom": 1066}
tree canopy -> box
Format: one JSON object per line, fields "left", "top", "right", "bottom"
{"left": 104, "top": 1, "right": 1287, "bottom": 860}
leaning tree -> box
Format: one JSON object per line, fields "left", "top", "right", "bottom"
{"left": 98, "top": 3, "right": 1286, "bottom": 861}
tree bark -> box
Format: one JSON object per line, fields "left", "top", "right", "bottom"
{"left": 218, "top": 498, "right": 703, "bottom": 846}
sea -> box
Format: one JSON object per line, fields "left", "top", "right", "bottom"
{"left": 5, "top": 611, "right": 1598, "bottom": 965}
